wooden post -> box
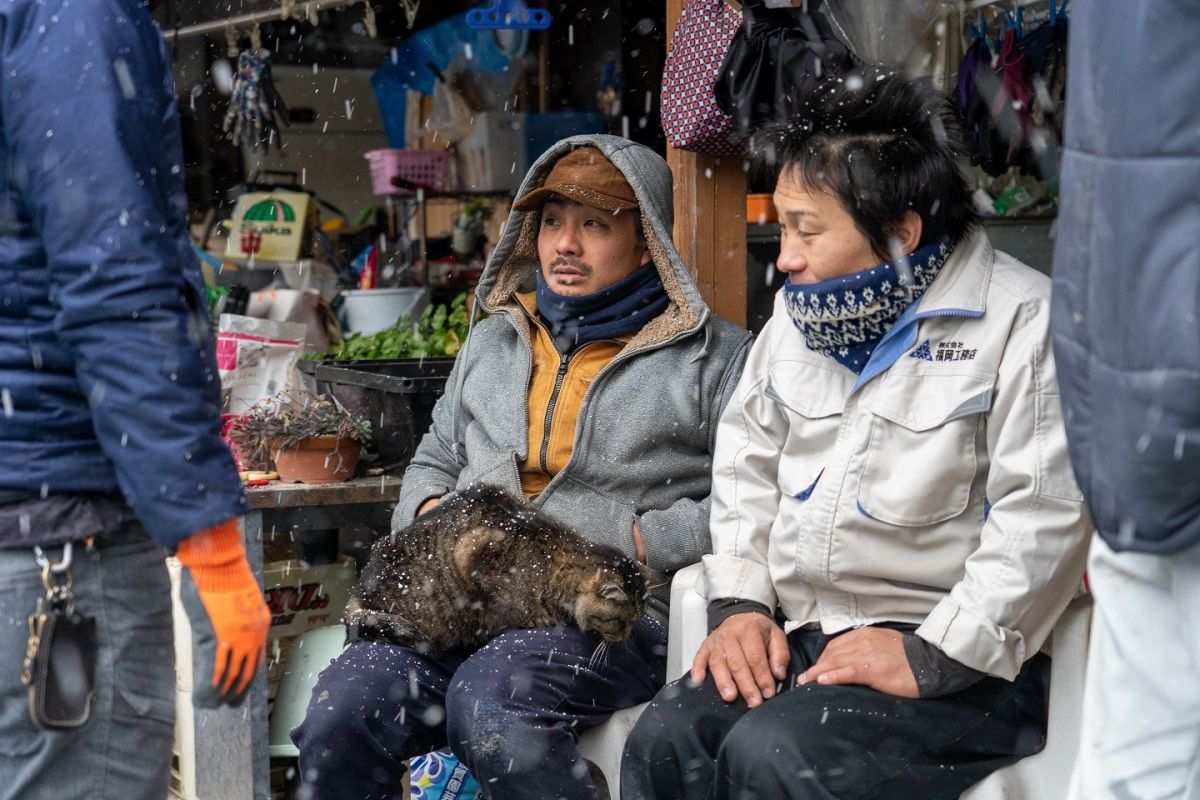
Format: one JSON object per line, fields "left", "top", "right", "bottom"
{"left": 665, "top": 0, "right": 748, "bottom": 327}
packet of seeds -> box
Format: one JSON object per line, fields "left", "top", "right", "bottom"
{"left": 216, "top": 313, "right": 306, "bottom": 414}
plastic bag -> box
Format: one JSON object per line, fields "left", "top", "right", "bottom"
{"left": 246, "top": 288, "right": 340, "bottom": 354}
{"left": 372, "top": 13, "right": 516, "bottom": 147}
{"left": 823, "top": 0, "right": 950, "bottom": 67}
{"left": 714, "top": 0, "right": 856, "bottom": 135}
{"left": 410, "top": 751, "right": 480, "bottom": 799}
{"left": 429, "top": 60, "right": 480, "bottom": 143}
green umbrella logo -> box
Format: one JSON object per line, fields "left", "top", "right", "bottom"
{"left": 244, "top": 199, "right": 296, "bottom": 222}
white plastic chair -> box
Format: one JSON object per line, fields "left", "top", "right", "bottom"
{"left": 584, "top": 563, "right": 1093, "bottom": 800}
{"left": 960, "top": 594, "right": 1092, "bottom": 800}
{"left": 578, "top": 563, "right": 706, "bottom": 799}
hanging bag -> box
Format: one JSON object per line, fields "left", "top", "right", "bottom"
{"left": 661, "top": 0, "right": 745, "bottom": 156}
{"left": 715, "top": 0, "right": 856, "bottom": 136}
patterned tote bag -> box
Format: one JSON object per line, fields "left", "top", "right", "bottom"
{"left": 661, "top": 0, "right": 745, "bottom": 156}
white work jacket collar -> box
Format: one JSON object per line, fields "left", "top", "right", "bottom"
{"left": 850, "top": 229, "right": 995, "bottom": 395}
{"left": 917, "top": 228, "right": 994, "bottom": 317}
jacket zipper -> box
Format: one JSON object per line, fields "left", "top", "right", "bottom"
{"left": 536, "top": 335, "right": 627, "bottom": 476}
{"left": 504, "top": 299, "right": 707, "bottom": 500}
{"left": 536, "top": 326, "right": 707, "bottom": 499}
{"left": 539, "top": 351, "right": 572, "bottom": 473}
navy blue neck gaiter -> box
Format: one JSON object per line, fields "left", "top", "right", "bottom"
{"left": 781, "top": 240, "right": 952, "bottom": 373}
{"left": 535, "top": 262, "right": 669, "bottom": 348}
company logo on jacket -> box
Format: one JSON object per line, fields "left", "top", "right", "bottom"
{"left": 911, "top": 339, "right": 977, "bottom": 362}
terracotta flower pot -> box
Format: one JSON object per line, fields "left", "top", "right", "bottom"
{"left": 272, "top": 435, "right": 362, "bottom": 485}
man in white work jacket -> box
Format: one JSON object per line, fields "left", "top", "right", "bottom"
{"left": 623, "top": 66, "right": 1091, "bottom": 800}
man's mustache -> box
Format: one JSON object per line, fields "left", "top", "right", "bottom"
{"left": 550, "top": 257, "right": 592, "bottom": 275}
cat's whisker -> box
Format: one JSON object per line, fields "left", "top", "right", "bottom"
{"left": 588, "top": 641, "right": 610, "bottom": 671}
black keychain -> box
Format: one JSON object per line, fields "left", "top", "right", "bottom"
{"left": 21, "top": 541, "right": 97, "bottom": 731}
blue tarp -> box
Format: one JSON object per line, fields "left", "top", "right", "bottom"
{"left": 372, "top": 13, "right": 514, "bottom": 147}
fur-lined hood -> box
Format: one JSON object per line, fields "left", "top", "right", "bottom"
{"left": 476, "top": 134, "right": 711, "bottom": 352}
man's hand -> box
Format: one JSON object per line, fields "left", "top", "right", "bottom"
{"left": 797, "top": 627, "right": 919, "bottom": 698}
{"left": 417, "top": 496, "right": 442, "bottom": 516}
{"left": 691, "top": 612, "right": 788, "bottom": 708}
{"left": 175, "top": 520, "right": 271, "bottom": 708}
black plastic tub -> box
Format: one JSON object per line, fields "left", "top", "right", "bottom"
{"left": 298, "top": 358, "right": 455, "bottom": 471}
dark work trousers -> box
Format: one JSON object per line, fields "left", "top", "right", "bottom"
{"left": 620, "top": 627, "right": 1050, "bottom": 800}
{"left": 292, "top": 617, "right": 666, "bottom": 800}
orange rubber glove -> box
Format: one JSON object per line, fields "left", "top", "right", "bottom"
{"left": 175, "top": 520, "right": 271, "bottom": 708}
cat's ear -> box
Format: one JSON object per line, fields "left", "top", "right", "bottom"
{"left": 453, "top": 526, "right": 508, "bottom": 588}
{"left": 598, "top": 582, "right": 629, "bottom": 604}
{"left": 638, "top": 563, "right": 669, "bottom": 592}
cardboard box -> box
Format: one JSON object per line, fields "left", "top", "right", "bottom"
{"left": 263, "top": 557, "right": 356, "bottom": 703}
{"left": 263, "top": 557, "right": 356, "bottom": 639}
{"left": 456, "top": 112, "right": 527, "bottom": 192}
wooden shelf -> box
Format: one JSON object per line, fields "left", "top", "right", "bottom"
{"left": 246, "top": 475, "right": 403, "bottom": 510}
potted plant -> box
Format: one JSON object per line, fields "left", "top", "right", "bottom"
{"left": 230, "top": 393, "right": 372, "bottom": 485}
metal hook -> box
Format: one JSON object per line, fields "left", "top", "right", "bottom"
{"left": 34, "top": 543, "right": 74, "bottom": 596}
{"left": 33, "top": 542, "right": 72, "bottom": 575}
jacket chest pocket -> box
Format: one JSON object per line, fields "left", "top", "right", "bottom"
{"left": 766, "top": 361, "right": 848, "bottom": 501}
{"left": 856, "top": 374, "right": 992, "bottom": 527}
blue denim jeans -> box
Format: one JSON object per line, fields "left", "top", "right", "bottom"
{"left": 293, "top": 617, "right": 667, "bottom": 800}
{"left": 0, "top": 528, "right": 174, "bottom": 800}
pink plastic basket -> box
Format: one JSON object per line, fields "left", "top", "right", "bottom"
{"left": 364, "top": 148, "right": 454, "bottom": 196}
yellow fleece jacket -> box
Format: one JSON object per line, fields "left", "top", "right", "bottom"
{"left": 515, "top": 291, "right": 630, "bottom": 496}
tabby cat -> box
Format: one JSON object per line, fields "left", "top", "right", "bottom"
{"left": 345, "top": 483, "right": 653, "bottom": 653}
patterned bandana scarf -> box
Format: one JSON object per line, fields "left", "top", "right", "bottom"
{"left": 535, "top": 262, "right": 669, "bottom": 349}
{"left": 781, "top": 240, "right": 952, "bottom": 373}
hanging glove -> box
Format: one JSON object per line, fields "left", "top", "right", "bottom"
{"left": 175, "top": 519, "right": 271, "bottom": 708}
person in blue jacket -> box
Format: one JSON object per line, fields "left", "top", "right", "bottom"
{"left": 1051, "top": 4, "right": 1200, "bottom": 799}
{"left": 0, "top": 3, "right": 270, "bottom": 799}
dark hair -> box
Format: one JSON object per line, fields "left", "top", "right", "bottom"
{"left": 630, "top": 209, "right": 646, "bottom": 246}
{"left": 751, "top": 65, "right": 977, "bottom": 260}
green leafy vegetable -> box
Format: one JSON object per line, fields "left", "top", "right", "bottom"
{"left": 324, "top": 291, "right": 473, "bottom": 361}
{"left": 204, "top": 283, "right": 228, "bottom": 328}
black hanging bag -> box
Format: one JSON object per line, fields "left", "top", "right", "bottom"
{"left": 715, "top": 0, "right": 856, "bottom": 135}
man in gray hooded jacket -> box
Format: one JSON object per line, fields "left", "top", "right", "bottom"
{"left": 293, "top": 135, "right": 751, "bottom": 799}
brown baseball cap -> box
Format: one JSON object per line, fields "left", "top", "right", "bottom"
{"left": 512, "top": 146, "right": 640, "bottom": 213}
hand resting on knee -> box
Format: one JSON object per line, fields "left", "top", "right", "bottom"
{"left": 690, "top": 612, "right": 789, "bottom": 708}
